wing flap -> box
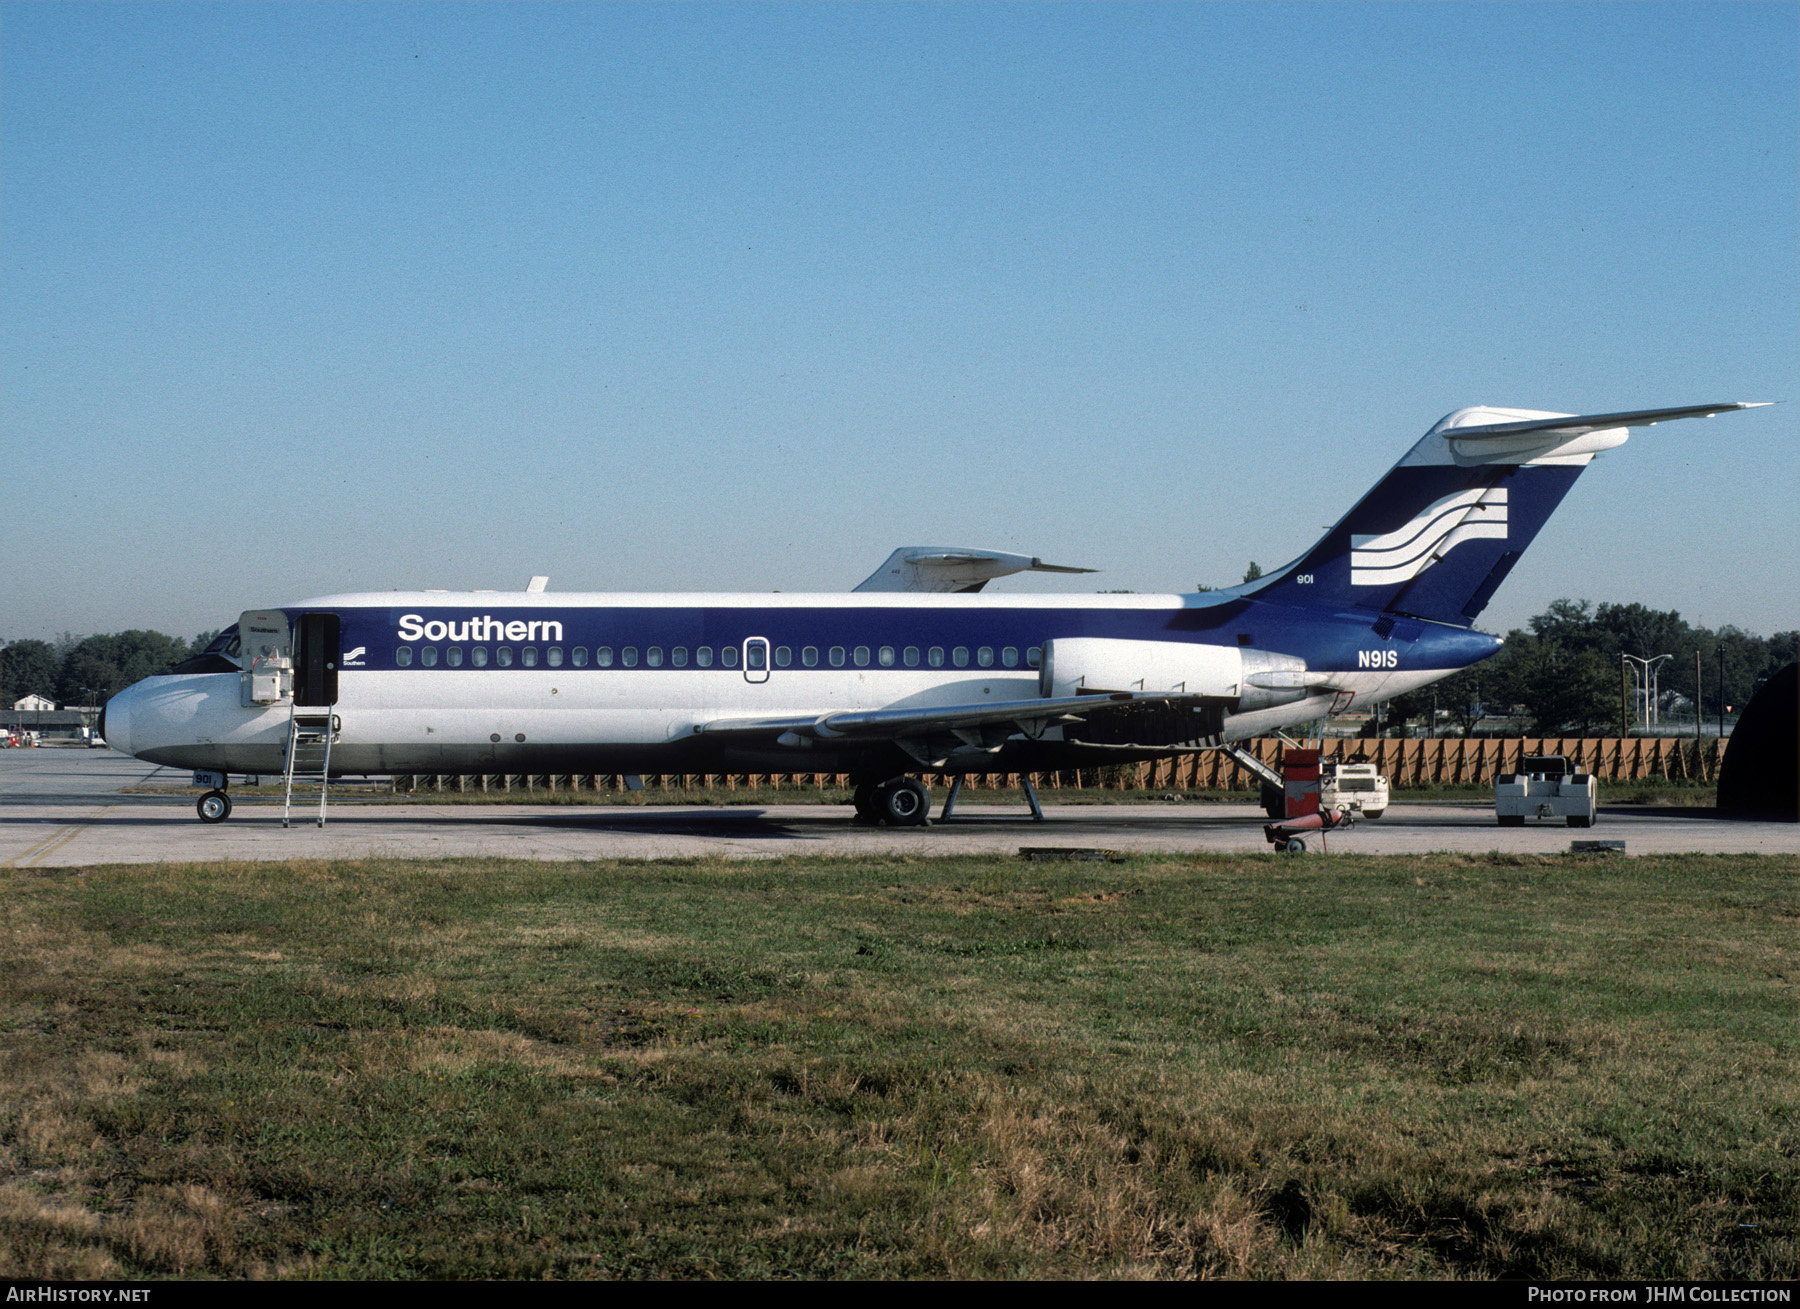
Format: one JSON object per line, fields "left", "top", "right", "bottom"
{"left": 694, "top": 690, "right": 1194, "bottom": 743}
{"left": 691, "top": 687, "right": 1238, "bottom": 749}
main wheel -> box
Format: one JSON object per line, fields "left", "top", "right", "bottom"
{"left": 877, "top": 777, "right": 931, "bottom": 826}
{"left": 1497, "top": 814, "right": 1525, "bottom": 828}
{"left": 1567, "top": 814, "right": 1593, "bottom": 828}
{"left": 197, "top": 790, "right": 232, "bottom": 824}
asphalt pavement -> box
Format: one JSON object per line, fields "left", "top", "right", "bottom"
{"left": 3, "top": 746, "right": 1795, "bottom": 868}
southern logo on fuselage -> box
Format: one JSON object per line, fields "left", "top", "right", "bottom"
{"left": 396, "top": 614, "right": 565, "bottom": 643}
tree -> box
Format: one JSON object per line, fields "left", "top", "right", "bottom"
{"left": 1594, "top": 602, "right": 1694, "bottom": 662}
{"left": 1313, "top": 595, "right": 1791, "bottom": 737}
{"left": 1525, "top": 600, "right": 1607, "bottom": 655}
{"left": 1492, "top": 638, "right": 1618, "bottom": 734}
{"left": 1, "top": 640, "right": 62, "bottom": 706}
{"left": 1388, "top": 663, "right": 1489, "bottom": 736}
{"left": 1242, "top": 561, "right": 1263, "bottom": 584}
{"left": 55, "top": 631, "right": 193, "bottom": 704}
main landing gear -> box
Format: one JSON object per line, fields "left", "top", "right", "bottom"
{"left": 852, "top": 776, "right": 933, "bottom": 827}
{"left": 197, "top": 789, "right": 232, "bottom": 823}
{"left": 850, "top": 774, "right": 1048, "bottom": 826}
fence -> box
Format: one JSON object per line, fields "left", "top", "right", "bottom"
{"left": 389, "top": 736, "right": 1725, "bottom": 796}
{"left": 1130, "top": 736, "right": 1726, "bottom": 791}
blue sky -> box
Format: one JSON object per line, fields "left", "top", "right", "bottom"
{"left": 4, "top": 2, "right": 1795, "bottom": 643}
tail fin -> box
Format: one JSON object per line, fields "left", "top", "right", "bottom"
{"left": 1246, "top": 403, "right": 1765, "bottom": 627}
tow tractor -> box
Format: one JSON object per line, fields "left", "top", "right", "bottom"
{"left": 1495, "top": 755, "right": 1597, "bottom": 828}
{"left": 1320, "top": 758, "right": 1388, "bottom": 819}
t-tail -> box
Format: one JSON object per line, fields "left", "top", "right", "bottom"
{"left": 1245, "top": 402, "right": 1768, "bottom": 627}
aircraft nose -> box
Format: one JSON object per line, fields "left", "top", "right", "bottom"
{"left": 102, "top": 688, "right": 133, "bottom": 755}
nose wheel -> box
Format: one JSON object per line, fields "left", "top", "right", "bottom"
{"left": 197, "top": 789, "right": 233, "bottom": 823}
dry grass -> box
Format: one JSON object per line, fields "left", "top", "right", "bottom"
{"left": 1, "top": 852, "right": 1793, "bottom": 1278}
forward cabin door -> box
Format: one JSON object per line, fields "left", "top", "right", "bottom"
{"left": 293, "top": 613, "right": 341, "bottom": 706}
{"left": 238, "top": 610, "right": 294, "bottom": 707}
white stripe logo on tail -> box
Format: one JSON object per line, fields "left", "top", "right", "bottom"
{"left": 1350, "top": 487, "right": 1507, "bottom": 586}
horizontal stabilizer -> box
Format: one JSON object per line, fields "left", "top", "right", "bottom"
{"left": 1441, "top": 402, "right": 1769, "bottom": 441}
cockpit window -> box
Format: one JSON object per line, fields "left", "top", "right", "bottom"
{"left": 204, "top": 625, "right": 243, "bottom": 663}
{"left": 168, "top": 623, "right": 245, "bottom": 675}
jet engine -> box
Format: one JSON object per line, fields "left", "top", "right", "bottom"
{"left": 1038, "top": 637, "right": 1315, "bottom": 712}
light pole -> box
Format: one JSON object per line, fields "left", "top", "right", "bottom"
{"left": 1621, "top": 654, "right": 1672, "bottom": 733}
{"left": 1716, "top": 643, "right": 1725, "bottom": 740}
{"left": 1695, "top": 650, "right": 1703, "bottom": 741}
{"left": 1620, "top": 654, "right": 1628, "bottom": 737}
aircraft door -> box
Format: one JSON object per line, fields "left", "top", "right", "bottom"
{"left": 239, "top": 610, "right": 293, "bottom": 706}
{"left": 743, "top": 637, "right": 770, "bottom": 684}
{"left": 294, "top": 613, "right": 341, "bottom": 705}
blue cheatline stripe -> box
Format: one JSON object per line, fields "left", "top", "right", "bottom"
{"left": 300, "top": 598, "right": 1505, "bottom": 677}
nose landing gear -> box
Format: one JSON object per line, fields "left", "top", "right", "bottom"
{"left": 197, "top": 789, "right": 233, "bottom": 823}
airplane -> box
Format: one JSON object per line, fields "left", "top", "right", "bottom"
{"left": 100, "top": 401, "right": 1767, "bottom": 825}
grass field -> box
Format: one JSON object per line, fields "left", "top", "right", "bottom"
{"left": 2, "top": 852, "right": 1793, "bottom": 1279}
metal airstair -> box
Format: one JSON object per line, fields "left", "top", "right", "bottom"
{"left": 1217, "top": 741, "right": 1285, "bottom": 792}
{"left": 282, "top": 703, "right": 338, "bottom": 827}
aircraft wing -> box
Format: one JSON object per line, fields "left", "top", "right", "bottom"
{"left": 853, "top": 547, "right": 1097, "bottom": 593}
{"left": 1442, "top": 402, "right": 1769, "bottom": 440}
{"left": 694, "top": 690, "right": 1223, "bottom": 764}
{"left": 696, "top": 691, "right": 1155, "bottom": 740}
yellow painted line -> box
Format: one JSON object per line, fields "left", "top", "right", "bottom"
{"left": 3, "top": 806, "right": 114, "bottom": 868}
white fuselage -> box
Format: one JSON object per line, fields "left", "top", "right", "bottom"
{"left": 103, "top": 589, "right": 1467, "bottom": 777}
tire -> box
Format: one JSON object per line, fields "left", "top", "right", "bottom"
{"left": 1567, "top": 815, "right": 1593, "bottom": 828}
{"left": 197, "top": 790, "right": 232, "bottom": 824}
{"left": 878, "top": 777, "right": 931, "bottom": 826}
{"left": 1363, "top": 809, "right": 1385, "bottom": 820}
{"left": 1497, "top": 814, "right": 1524, "bottom": 828}
{"left": 1283, "top": 838, "right": 1307, "bottom": 854}
{"left": 851, "top": 781, "right": 880, "bottom": 818}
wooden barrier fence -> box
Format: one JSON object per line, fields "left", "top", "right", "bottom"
{"left": 390, "top": 736, "right": 1724, "bottom": 795}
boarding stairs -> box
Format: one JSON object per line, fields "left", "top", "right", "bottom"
{"left": 282, "top": 704, "right": 338, "bottom": 828}
{"left": 1215, "top": 741, "right": 1285, "bottom": 792}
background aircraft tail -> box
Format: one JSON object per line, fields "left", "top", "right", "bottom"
{"left": 1243, "top": 403, "right": 1762, "bottom": 628}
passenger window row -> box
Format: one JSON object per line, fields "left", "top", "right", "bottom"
{"left": 395, "top": 644, "right": 1042, "bottom": 669}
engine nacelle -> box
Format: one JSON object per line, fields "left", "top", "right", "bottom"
{"left": 1039, "top": 637, "right": 1312, "bottom": 712}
